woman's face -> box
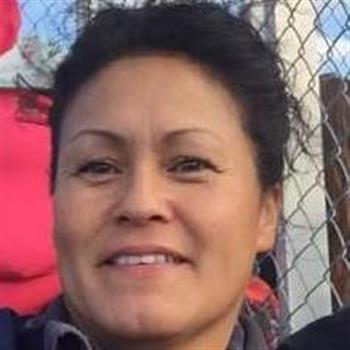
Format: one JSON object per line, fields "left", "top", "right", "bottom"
{"left": 54, "top": 55, "right": 281, "bottom": 349}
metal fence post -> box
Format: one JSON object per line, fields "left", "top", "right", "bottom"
{"left": 275, "top": 0, "right": 332, "bottom": 333}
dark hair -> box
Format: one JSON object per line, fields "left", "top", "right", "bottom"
{"left": 49, "top": 1, "right": 299, "bottom": 191}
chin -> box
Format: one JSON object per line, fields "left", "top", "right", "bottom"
{"left": 109, "top": 306, "right": 185, "bottom": 336}
{"left": 93, "top": 309, "right": 188, "bottom": 348}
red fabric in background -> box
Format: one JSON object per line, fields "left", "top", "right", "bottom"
{"left": 0, "top": 0, "right": 21, "bottom": 55}
{"left": 0, "top": 89, "right": 60, "bottom": 315}
{"left": 246, "top": 276, "right": 279, "bottom": 312}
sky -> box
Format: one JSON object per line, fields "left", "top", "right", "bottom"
{"left": 314, "top": 0, "right": 349, "bottom": 76}
{"left": 18, "top": 0, "right": 77, "bottom": 49}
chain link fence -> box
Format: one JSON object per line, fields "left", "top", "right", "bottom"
{"left": 1, "top": 0, "right": 349, "bottom": 343}
{"left": 242, "top": 0, "right": 350, "bottom": 338}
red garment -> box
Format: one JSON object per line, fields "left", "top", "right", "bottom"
{"left": 0, "top": 0, "right": 20, "bottom": 55}
{"left": 0, "top": 89, "right": 60, "bottom": 315}
{"left": 246, "top": 276, "right": 280, "bottom": 349}
{"left": 246, "top": 276, "right": 279, "bottom": 312}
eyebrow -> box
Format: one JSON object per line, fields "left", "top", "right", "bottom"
{"left": 68, "top": 127, "right": 225, "bottom": 146}
{"left": 69, "top": 129, "right": 127, "bottom": 147}
{"left": 162, "top": 128, "right": 225, "bottom": 144}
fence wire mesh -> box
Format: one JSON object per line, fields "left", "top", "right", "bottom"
{"left": 1, "top": 0, "right": 349, "bottom": 343}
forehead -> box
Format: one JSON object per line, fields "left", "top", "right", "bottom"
{"left": 61, "top": 54, "right": 247, "bottom": 146}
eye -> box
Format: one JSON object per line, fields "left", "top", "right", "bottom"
{"left": 75, "top": 159, "right": 121, "bottom": 182}
{"left": 167, "top": 156, "right": 219, "bottom": 174}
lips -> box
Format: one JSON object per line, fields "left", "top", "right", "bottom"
{"left": 102, "top": 245, "right": 189, "bottom": 267}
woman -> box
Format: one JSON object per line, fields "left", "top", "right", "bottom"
{"left": 0, "top": 2, "right": 298, "bottom": 349}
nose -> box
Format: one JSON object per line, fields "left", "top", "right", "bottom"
{"left": 115, "top": 166, "right": 173, "bottom": 226}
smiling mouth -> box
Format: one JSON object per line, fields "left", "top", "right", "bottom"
{"left": 105, "top": 253, "right": 186, "bottom": 267}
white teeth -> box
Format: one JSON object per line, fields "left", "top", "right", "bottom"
{"left": 113, "top": 254, "right": 177, "bottom": 266}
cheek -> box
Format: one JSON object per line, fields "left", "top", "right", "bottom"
{"left": 178, "top": 182, "right": 262, "bottom": 272}
{"left": 53, "top": 186, "right": 109, "bottom": 258}
{"left": 176, "top": 192, "right": 261, "bottom": 315}
{"left": 182, "top": 183, "right": 261, "bottom": 240}
{"left": 198, "top": 206, "right": 259, "bottom": 266}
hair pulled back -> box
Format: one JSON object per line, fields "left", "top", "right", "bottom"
{"left": 50, "top": 1, "right": 298, "bottom": 191}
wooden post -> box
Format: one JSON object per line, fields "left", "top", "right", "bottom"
{"left": 320, "top": 74, "right": 350, "bottom": 307}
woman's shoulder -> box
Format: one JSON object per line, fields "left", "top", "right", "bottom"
{"left": 0, "top": 308, "right": 44, "bottom": 350}
{"left": 277, "top": 307, "right": 350, "bottom": 350}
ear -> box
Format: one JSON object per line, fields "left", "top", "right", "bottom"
{"left": 256, "top": 185, "right": 282, "bottom": 253}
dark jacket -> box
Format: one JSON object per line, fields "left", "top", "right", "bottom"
{"left": 278, "top": 307, "right": 350, "bottom": 350}
{"left": 0, "top": 297, "right": 269, "bottom": 350}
